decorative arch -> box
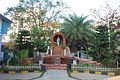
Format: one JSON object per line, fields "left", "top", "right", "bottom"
{"left": 50, "top": 32, "right": 66, "bottom": 55}
{"left": 50, "top": 32, "right": 66, "bottom": 47}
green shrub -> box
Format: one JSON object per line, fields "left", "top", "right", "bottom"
{"left": 9, "top": 56, "right": 20, "bottom": 65}
{"left": 20, "top": 49, "right": 29, "bottom": 59}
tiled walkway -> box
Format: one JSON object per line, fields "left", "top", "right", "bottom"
{"left": 34, "top": 70, "right": 76, "bottom": 80}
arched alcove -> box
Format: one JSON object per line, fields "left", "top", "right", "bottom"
{"left": 50, "top": 32, "right": 66, "bottom": 47}
{"left": 50, "top": 32, "right": 66, "bottom": 55}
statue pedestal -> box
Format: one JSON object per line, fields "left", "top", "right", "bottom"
{"left": 41, "top": 32, "right": 73, "bottom": 64}
{"left": 50, "top": 32, "right": 66, "bottom": 56}
{"left": 53, "top": 46, "right": 64, "bottom": 55}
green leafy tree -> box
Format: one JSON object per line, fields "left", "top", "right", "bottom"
{"left": 31, "top": 26, "right": 48, "bottom": 50}
{"left": 91, "top": 2, "right": 120, "bottom": 25}
{"left": 60, "top": 14, "right": 94, "bottom": 52}
{"left": 5, "top": 0, "right": 68, "bottom": 39}
{"left": 92, "top": 25, "right": 117, "bottom": 67}
{"left": 20, "top": 49, "right": 29, "bottom": 59}
{"left": 90, "top": 1, "right": 120, "bottom": 51}
{"left": 90, "top": 2, "right": 120, "bottom": 67}
{"left": 93, "top": 25, "right": 109, "bottom": 60}
{"left": 15, "top": 30, "right": 34, "bottom": 57}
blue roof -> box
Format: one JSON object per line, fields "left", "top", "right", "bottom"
{"left": 0, "top": 14, "right": 12, "bottom": 23}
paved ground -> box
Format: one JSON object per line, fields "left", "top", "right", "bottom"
{"left": 0, "top": 72, "right": 41, "bottom": 80}
{"left": 0, "top": 70, "right": 116, "bottom": 80}
{"left": 71, "top": 72, "right": 113, "bottom": 80}
{"left": 34, "top": 70, "right": 76, "bottom": 80}
{"left": 104, "top": 76, "right": 120, "bottom": 80}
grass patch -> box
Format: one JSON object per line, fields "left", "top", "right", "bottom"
{"left": 67, "top": 70, "right": 82, "bottom": 80}
{"left": 29, "top": 71, "right": 46, "bottom": 80}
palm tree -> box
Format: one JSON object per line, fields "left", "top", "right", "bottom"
{"left": 60, "top": 14, "right": 94, "bottom": 52}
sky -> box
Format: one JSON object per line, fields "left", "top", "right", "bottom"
{"left": 0, "top": 0, "right": 119, "bottom": 18}
{"left": 65, "top": 0, "right": 120, "bottom": 15}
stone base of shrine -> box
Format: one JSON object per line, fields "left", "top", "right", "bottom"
{"left": 42, "top": 64, "right": 67, "bottom": 70}
{"left": 41, "top": 55, "right": 73, "bottom": 64}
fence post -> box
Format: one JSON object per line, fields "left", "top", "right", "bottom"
{"left": 41, "top": 65, "right": 46, "bottom": 71}
{"left": 67, "top": 64, "right": 71, "bottom": 71}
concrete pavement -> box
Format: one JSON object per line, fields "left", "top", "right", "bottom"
{"left": 71, "top": 72, "right": 113, "bottom": 80}
{"left": 34, "top": 70, "right": 76, "bottom": 80}
{"left": 104, "top": 76, "right": 120, "bottom": 80}
{"left": 0, "top": 72, "right": 41, "bottom": 80}
{"left": 0, "top": 70, "right": 115, "bottom": 80}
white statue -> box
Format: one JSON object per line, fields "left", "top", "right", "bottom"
{"left": 57, "top": 36, "right": 60, "bottom": 46}
{"left": 73, "top": 60, "right": 77, "bottom": 65}
{"left": 7, "top": 52, "right": 13, "bottom": 66}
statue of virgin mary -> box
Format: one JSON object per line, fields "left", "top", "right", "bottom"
{"left": 57, "top": 36, "right": 60, "bottom": 46}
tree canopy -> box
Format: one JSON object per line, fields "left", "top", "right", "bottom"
{"left": 5, "top": 0, "right": 68, "bottom": 38}
{"left": 61, "top": 14, "right": 94, "bottom": 52}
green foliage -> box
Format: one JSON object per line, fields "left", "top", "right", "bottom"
{"left": 15, "top": 30, "right": 32, "bottom": 50}
{"left": 33, "top": 39, "right": 47, "bottom": 50}
{"left": 9, "top": 56, "right": 19, "bottom": 65}
{"left": 15, "top": 30, "right": 34, "bottom": 57}
{"left": 61, "top": 45, "right": 67, "bottom": 49}
{"left": 92, "top": 25, "right": 109, "bottom": 60}
{"left": 31, "top": 26, "right": 45, "bottom": 39}
{"left": 60, "top": 13, "right": 94, "bottom": 52}
{"left": 94, "top": 25, "right": 109, "bottom": 50}
{"left": 82, "top": 64, "right": 90, "bottom": 67}
{"left": 67, "top": 71, "right": 80, "bottom": 80}
{"left": 20, "top": 49, "right": 29, "bottom": 59}
{"left": 5, "top": 0, "right": 68, "bottom": 38}
{"left": 31, "top": 26, "right": 48, "bottom": 50}
{"left": 90, "top": 3, "right": 120, "bottom": 67}
{"left": 54, "top": 42, "right": 57, "bottom": 46}
{"left": 61, "top": 13, "right": 94, "bottom": 41}
{"left": 101, "top": 57, "right": 116, "bottom": 67}
{"left": 91, "top": 25, "right": 118, "bottom": 67}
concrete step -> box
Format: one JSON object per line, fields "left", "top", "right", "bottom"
{"left": 42, "top": 64, "right": 67, "bottom": 70}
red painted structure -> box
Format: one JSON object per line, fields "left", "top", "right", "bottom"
{"left": 50, "top": 32, "right": 66, "bottom": 55}
{"left": 41, "top": 32, "right": 73, "bottom": 64}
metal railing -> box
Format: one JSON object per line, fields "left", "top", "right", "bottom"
{"left": 0, "top": 65, "right": 41, "bottom": 70}
{"left": 72, "top": 65, "right": 120, "bottom": 72}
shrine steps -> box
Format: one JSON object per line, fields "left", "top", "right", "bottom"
{"left": 75, "top": 57, "right": 101, "bottom": 66}
{"left": 42, "top": 64, "right": 67, "bottom": 70}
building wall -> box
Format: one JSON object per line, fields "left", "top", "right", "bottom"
{"left": 2, "top": 34, "right": 10, "bottom": 42}
{"left": 0, "top": 18, "right": 2, "bottom": 33}
{"left": 0, "top": 18, "right": 2, "bottom": 61}
{"left": 0, "top": 14, "right": 11, "bottom": 61}
{"left": 1, "top": 19, "right": 9, "bottom": 34}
